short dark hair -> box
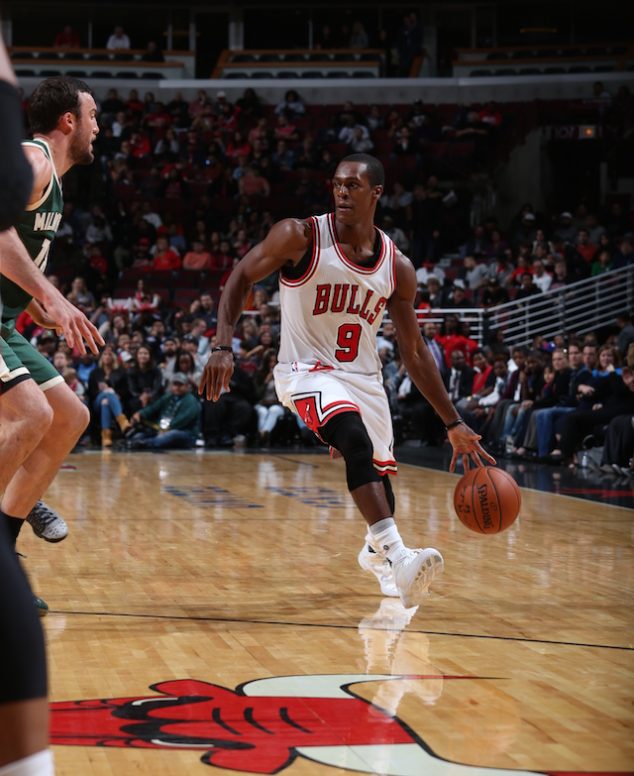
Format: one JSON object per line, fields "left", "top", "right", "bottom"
{"left": 28, "top": 76, "right": 93, "bottom": 134}
{"left": 340, "top": 153, "right": 385, "bottom": 187}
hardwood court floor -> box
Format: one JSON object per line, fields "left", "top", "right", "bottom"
{"left": 20, "top": 450, "right": 633, "bottom": 775}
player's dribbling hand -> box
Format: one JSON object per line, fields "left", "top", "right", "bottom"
{"left": 199, "top": 351, "right": 234, "bottom": 402}
{"left": 448, "top": 422, "right": 496, "bottom": 473}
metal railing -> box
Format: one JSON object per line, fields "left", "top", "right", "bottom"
{"left": 384, "top": 266, "right": 633, "bottom": 347}
{"left": 485, "top": 265, "right": 633, "bottom": 347}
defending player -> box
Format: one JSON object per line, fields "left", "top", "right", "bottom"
{"left": 0, "top": 75, "right": 104, "bottom": 614}
{"left": 0, "top": 35, "right": 55, "bottom": 776}
{"left": 200, "top": 153, "right": 495, "bottom": 608}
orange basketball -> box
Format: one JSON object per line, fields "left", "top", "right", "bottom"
{"left": 453, "top": 466, "right": 521, "bottom": 534}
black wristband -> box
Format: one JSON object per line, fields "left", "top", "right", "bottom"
{"left": 445, "top": 418, "right": 465, "bottom": 431}
{"left": 210, "top": 346, "right": 234, "bottom": 355}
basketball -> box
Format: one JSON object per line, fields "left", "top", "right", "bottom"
{"left": 453, "top": 467, "right": 521, "bottom": 534}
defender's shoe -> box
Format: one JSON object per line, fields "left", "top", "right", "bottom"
{"left": 26, "top": 501, "right": 69, "bottom": 543}
{"left": 34, "top": 595, "right": 49, "bottom": 617}
{"left": 392, "top": 548, "right": 444, "bottom": 608}
{"left": 358, "top": 540, "right": 399, "bottom": 598}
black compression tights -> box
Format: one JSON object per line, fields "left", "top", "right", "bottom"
{"left": 0, "top": 522, "right": 47, "bottom": 703}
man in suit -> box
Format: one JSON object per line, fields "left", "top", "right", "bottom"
{"left": 445, "top": 350, "right": 474, "bottom": 403}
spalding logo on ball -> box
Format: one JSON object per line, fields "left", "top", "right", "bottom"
{"left": 454, "top": 466, "right": 521, "bottom": 533}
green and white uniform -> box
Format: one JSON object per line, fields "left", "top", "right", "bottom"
{"left": 0, "top": 138, "right": 64, "bottom": 393}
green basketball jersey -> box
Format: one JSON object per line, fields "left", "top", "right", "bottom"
{"left": 0, "top": 138, "right": 64, "bottom": 321}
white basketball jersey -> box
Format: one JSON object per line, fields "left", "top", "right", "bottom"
{"left": 277, "top": 212, "right": 396, "bottom": 375}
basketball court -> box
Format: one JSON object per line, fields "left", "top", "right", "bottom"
{"left": 22, "top": 448, "right": 633, "bottom": 775}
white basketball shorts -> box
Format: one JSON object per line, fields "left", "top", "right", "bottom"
{"left": 274, "top": 361, "right": 397, "bottom": 475}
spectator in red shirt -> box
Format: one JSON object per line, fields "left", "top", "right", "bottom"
{"left": 152, "top": 236, "right": 181, "bottom": 271}
{"left": 54, "top": 25, "right": 81, "bottom": 47}
{"left": 573, "top": 228, "right": 598, "bottom": 264}
{"left": 210, "top": 239, "right": 236, "bottom": 273}
{"left": 274, "top": 112, "right": 299, "bottom": 142}
{"left": 182, "top": 240, "right": 212, "bottom": 271}
{"left": 129, "top": 130, "right": 152, "bottom": 159}
{"left": 126, "top": 89, "right": 144, "bottom": 117}
{"left": 238, "top": 167, "right": 270, "bottom": 199}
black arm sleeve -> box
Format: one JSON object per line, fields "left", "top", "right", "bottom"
{"left": 0, "top": 80, "right": 33, "bottom": 231}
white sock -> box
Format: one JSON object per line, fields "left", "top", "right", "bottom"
{"left": 369, "top": 518, "right": 407, "bottom": 563}
{"left": 0, "top": 750, "right": 54, "bottom": 776}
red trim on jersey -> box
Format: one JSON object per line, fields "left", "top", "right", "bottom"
{"left": 327, "top": 212, "right": 387, "bottom": 275}
{"left": 308, "top": 361, "right": 335, "bottom": 372}
{"left": 280, "top": 216, "right": 320, "bottom": 287}
{"left": 390, "top": 241, "right": 397, "bottom": 296}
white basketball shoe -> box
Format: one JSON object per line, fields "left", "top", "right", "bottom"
{"left": 357, "top": 537, "right": 399, "bottom": 597}
{"left": 392, "top": 548, "right": 444, "bottom": 608}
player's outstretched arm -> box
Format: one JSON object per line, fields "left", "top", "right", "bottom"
{"left": 0, "top": 228, "right": 104, "bottom": 355}
{"left": 199, "top": 218, "right": 311, "bottom": 401}
{"left": 388, "top": 251, "right": 496, "bottom": 472}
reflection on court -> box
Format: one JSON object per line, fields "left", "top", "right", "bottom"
{"left": 21, "top": 450, "right": 632, "bottom": 775}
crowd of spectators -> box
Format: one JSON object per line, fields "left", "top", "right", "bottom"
{"left": 11, "top": 81, "right": 633, "bottom": 474}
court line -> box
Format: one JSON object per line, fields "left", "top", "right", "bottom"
{"left": 49, "top": 609, "right": 633, "bottom": 651}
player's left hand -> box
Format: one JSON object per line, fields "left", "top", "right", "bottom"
{"left": 199, "top": 351, "right": 234, "bottom": 402}
{"left": 447, "top": 422, "right": 496, "bottom": 473}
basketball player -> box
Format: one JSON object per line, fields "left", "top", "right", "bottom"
{"left": 0, "top": 75, "right": 104, "bottom": 614}
{"left": 0, "top": 35, "right": 54, "bottom": 776}
{"left": 200, "top": 154, "right": 495, "bottom": 607}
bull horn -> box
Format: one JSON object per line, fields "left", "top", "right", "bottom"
{"left": 241, "top": 674, "right": 412, "bottom": 698}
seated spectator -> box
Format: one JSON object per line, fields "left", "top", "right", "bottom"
{"left": 513, "top": 350, "right": 571, "bottom": 457}
{"left": 461, "top": 254, "right": 489, "bottom": 291}
{"left": 415, "top": 262, "right": 446, "bottom": 289}
{"left": 54, "top": 25, "right": 81, "bottom": 48}
{"left": 460, "top": 355, "right": 510, "bottom": 434}
{"left": 274, "top": 90, "right": 305, "bottom": 117}
{"left": 600, "top": 412, "right": 634, "bottom": 476}
{"left": 553, "top": 211, "right": 577, "bottom": 246}
{"left": 152, "top": 235, "right": 181, "bottom": 271}
{"left": 612, "top": 236, "right": 634, "bottom": 269}
{"left": 106, "top": 25, "right": 131, "bottom": 51}
{"left": 66, "top": 276, "right": 96, "bottom": 315}
{"left": 591, "top": 249, "right": 612, "bottom": 276}
{"left": 271, "top": 139, "right": 297, "bottom": 171}
{"left": 254, "top": 349, "right": 285, "bottom": 446}
{"left": 502, "top": 350, "right": 544, "bottom": 453}
{"left": 63, "top": 368, "right": 86, "bottom": 404}
{"left": 549, "top": 258, "right": 570, "bottom": 290}
{"left": 349, "top": 20, "right": 369, "bottom": 48}
{"left": 174, "top": 350, "right": 202, "bottom": 389}
{"left": 531, "top": 260, "right": 552, "bottom": 293}
{"left": 560, "top": 365, "right": 634, "bottom": 467}
{"left": 381, "top": 215, "right": 409, "bottom": 253}
{"left": 88, "top": 348, "right": 130, "bottom": 447}
{"left": 445, "top": 282, "right": 470, "bottom": 310}
{"left": 126, "top": 373, "right": 201, "bottom": 450}
{"left": 515, "top": 272, "right": 541, "bottom": 300}
{"left": 274, "top": 112, "right": 299, "bottom": 142}
{"left": 455, "top": 349, "right": 495, "bottom": 414}
{"left": 141, "top": 41, "right": 164, "bottom": 62}
{"left": 339, "top": 116, "right": 373, "bottom": 153}
{"left": 126, "top": 345, "right": 163, "bottom": 414}
{"left": 445, "top": 350, "right": 474, "bottom": 403}
{"left": 238, "top": 167, "right": 270, "bottom": 199}
{"left": 182, "top": 240, "right": 212, "bottom": 270}
{"left": 572, "top": 228, "right": 598, "bottom": 267}
{"left": 479, "top": 277, "right": 509, "bottom": 308}
{"left": 532, "top": 228, "right": 556, "bottom": 256}
{"left": 202, "top": 362, "right": 256, "bottom": 448}
{"left": 392, "top": 125, "right": 415, "bottom": 156}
